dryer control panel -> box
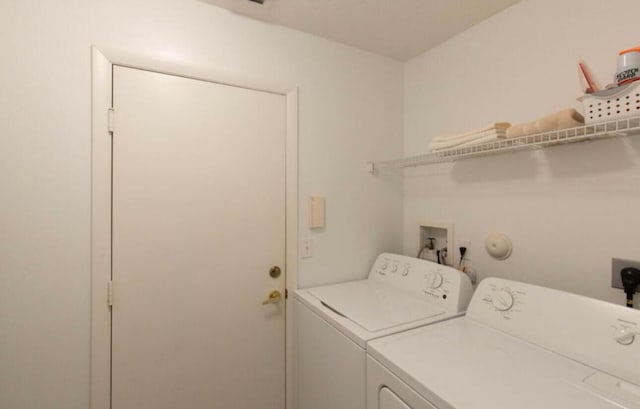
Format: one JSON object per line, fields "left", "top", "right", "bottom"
{"left": 369, "top": 253, "right": 473, "bottom": 313}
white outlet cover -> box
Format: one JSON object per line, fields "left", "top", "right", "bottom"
{"left": 301, "top": 238, "right": 313, "bottom": 258}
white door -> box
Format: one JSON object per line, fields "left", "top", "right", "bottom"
{"left": 110, "top": 66, "right": 286, "bottom": 409}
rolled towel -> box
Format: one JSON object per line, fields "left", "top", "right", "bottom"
{"left": 523, "top": 121, "right": 539, "bottom": 135}
{"left": 506, "top": 109, "right": 584, "bottom": 139}
{"left": 506, "top": 123, "right": 527, "bottom": 139}
{"left": 537, "top": 108, "right": 584, "bottom": 132}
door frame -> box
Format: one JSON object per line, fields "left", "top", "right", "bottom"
{"left": 90, "top": 46, "right": 299, "bottom": 409}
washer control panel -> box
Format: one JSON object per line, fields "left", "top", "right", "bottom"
{"left": 477, "top": 282, "right": 527, "bottom": 320}
{"left": 491, "top": 289, "right": 515, "bottom": 311}
{"left": 369, "top": 253, "right": 473, "bottom": 313}
{"left": 467, "top": 277, "right": 640, "bottom": 387}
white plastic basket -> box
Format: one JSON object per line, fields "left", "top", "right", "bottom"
{"left": 579, "top": 81, "right": 640, "bottom": 124}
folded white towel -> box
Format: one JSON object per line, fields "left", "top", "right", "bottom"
{"left": 429, "top": 129, "right": 507, "bottom": 151}
{"left": 428, "top": 123, "right": 510, "bottom": 152}
{"left": 431, "top": 133, "right": 503, "bottom": 152}
{"left": 431, "top": 122, "right": 510, "bottom": 143}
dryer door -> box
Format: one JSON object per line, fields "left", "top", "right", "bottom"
{"left": 381, "top": 387, "right": 418, "bottom": 409}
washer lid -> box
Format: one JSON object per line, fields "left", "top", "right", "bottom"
{"left": 307, "top": 280, "right": 446, "bottom": 332}
{"left": 369, "top": 319, "right": 640, "bottom": 409}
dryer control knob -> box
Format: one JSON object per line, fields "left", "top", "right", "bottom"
{"left": 391, "top": 264, "right": 398, "bottom": 273}
{"left": 491, "top": 290, "right": 514, "bottom": 311}
{"left": 424, "top": 272, "right": 443, "bottom": 289}
{"left": 614, "top": 327, "right": 636, "bottom": 345}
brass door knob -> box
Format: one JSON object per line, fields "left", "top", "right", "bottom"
{"left": 262, "top": 290, "right": 282, "bottom": 305}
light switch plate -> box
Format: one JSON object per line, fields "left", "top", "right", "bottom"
{"left": 301, "top": 238, "right": 313, "bottom": 258}
{"left": 612, "top": 258, "right": 640, "bottom": 292}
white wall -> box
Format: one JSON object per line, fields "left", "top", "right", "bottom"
{"left": 0, "top": 1, "right": 403, "bottom": 407}
{"left": 404, "top": 0, "right": 640, "bottom": 306}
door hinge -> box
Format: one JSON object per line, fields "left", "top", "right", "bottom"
{"left": 108, "top": 108, "right": 115, "bottom": 133}
{"left": 107, "top": 280, "right": 113, "bottom": 307}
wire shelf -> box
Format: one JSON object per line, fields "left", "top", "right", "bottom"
{"left": 368, "top": 116, "right": 640, "bottom": 172}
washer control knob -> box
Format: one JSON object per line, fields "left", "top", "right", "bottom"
{"left": 424, "top": 271, "right": 443, "bottom": 289}
{"left": 491, "top": 290, "right": 514, "bottom": 311}
{"left": 401, "top": 266, "right": 410, "bottom": 276}
{"left": 614, "top": 327, "right": 636, "bottom": 345}
{"left": 381, "top": 263, "right": 388, "bottom": 270}
{"left": 391, "top": 264, "right": 398, "bottom": 273}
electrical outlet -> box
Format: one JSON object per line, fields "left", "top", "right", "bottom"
{"left": 301, "top": 238, "right": 313, "bottom": 259}
{"left": 612, "top": 258, "right": 640, "bottom": 292}
{"left": 457, "top": 239, "right": 471, "bottom": 249}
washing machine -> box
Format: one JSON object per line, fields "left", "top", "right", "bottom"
{"left": 294, "top": 253, "right": 474, "bottom": 409}
{"left": 367, "top": 277, "right": 640, "bottom": 409}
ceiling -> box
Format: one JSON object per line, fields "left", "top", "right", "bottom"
{"left": 201, "top": 0, "right": 519, "bottom": 61}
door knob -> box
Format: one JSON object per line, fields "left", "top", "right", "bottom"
{"left": 269, "top": 266, "right": 281, "bottom": 278}
{"left": 262, "top": 290, "right": 282, "bottom": 305}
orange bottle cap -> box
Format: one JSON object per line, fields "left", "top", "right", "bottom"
{"left": 619, "top": 46, "right": 640, "bottom": 56}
